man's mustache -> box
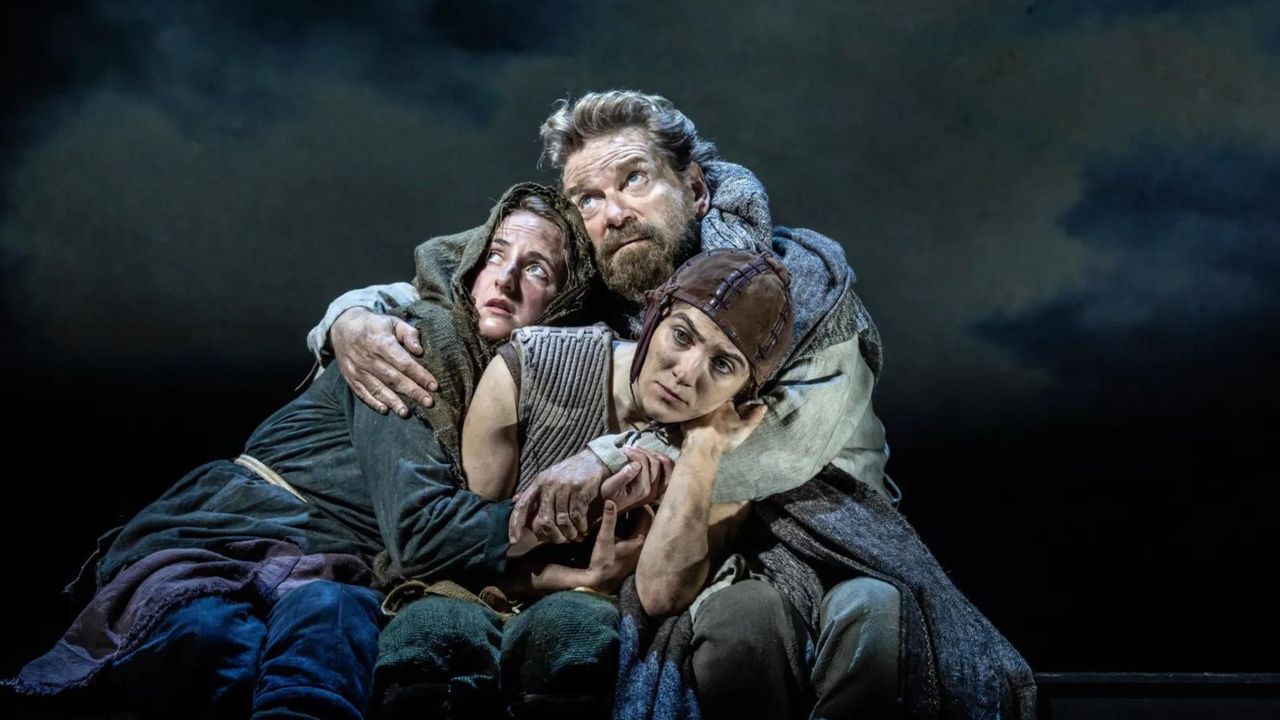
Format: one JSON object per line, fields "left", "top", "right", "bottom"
{"left": 601, "top": 222, "right": 660, "bottom": 259}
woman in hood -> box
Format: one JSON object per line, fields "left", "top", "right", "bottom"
{"left": 7, "top": 183, "right": 606, "bottom": 720}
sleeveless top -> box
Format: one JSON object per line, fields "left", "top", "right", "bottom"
{"left": 497, "top": 324, "right": 616, "bottom": 495}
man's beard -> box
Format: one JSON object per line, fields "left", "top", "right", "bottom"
{"left": 598, "top": 214, "right": 700, "bottom": 304}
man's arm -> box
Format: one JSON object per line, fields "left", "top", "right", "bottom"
{"left": 307, "top": 282, "right": 442, "bottom": 418}
{"left": 306, "top": 282, "right": 419, "bottom": 361}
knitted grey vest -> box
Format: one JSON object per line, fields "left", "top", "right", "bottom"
{"left": 505, "top": 325, "right": 616, "bottom": 495}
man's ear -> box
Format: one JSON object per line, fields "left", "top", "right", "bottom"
{"left": 687, "top": 161, "right": 710, "bottom": 220}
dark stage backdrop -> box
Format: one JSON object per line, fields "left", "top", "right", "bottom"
{"left": 3, "top": 0, "right": 1277, "bottom": 677}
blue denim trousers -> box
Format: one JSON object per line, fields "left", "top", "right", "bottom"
{"left": 107, "top": 580, "right": 381, "bottom": 719}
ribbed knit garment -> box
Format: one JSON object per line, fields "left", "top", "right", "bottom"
{"left": 499, "top": 324, "right": 616, "bottom": 496}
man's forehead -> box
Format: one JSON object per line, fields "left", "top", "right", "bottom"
{"left": 563, "top": 128, "right": 660, "bottom": 184}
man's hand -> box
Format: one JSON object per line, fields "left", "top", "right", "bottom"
{"left": 602, "top": 446, "right": 673, "bottom": 512}
{"left": 510, "top": 447, "right": 673, "bottom": 545}
{"left": 582, "top": 501, "right": 652, "bottom": 594}
{"left": 331, "top": 307, "right": 438, "bottom": 417}
{"left": 510, "top": 449, "right": 609, "bottom": 544}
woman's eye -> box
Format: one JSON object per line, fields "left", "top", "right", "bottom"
{"left": 713, "top": 357, "right": 733, "bottom": 375}
{"left": 672, "top": 327, "right": 690, "bottom": 345}
{"left": 527, "top": 264, "right": 548, "bottom": 281}
{"left": 487, "top": 251, "right": 501, "bottom": 264}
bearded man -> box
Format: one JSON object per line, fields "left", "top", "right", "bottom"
{"left": 311, "top": 91, "right": 1033, "bottom": 720}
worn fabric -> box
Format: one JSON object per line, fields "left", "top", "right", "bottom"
{"left": 107, "top": 594, "right": 265, "bottom": 718}
{"left": 621, "top": 468, "right": 1034, "bottom": 720}
{"left": 105, "top": 581, "right": 382, "bottom": 720}
{"left": 87, "top": 367, "right": 514, "bottom": 594}
{"left": 6, "top": 540, "right": 369, "bottom": 698}
{"left": 687, "top": 576, "right": 903, "bottom": 720}
{"left": 253, "top": 580, "right": 383, "bottom": 720}
{"left": 374, "top": 591, "right": 619, "bottom": 720}
{"left": 688, "top": 579, "right": 812, "bottom": 720}
{"left": 613, "top": 577, "right": 701, "bottom": 720}
{"left": 810, "top": 577, "right": 903, "bottom": 720}
{"left": 745, "top": 468, "right": 1036, "bottom": 719}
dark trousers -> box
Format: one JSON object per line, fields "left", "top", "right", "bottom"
{"left": 690, "top": 577, "right": 902, "bottom": 720}
{"left": 108, "top": 580, "right": 382, "bottom": 719}
{"left": 373, "top": 590, "right": 620, "bottom": 720}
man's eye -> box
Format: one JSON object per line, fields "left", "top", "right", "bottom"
{"left": 578, "top": 195, "right": 597, "bottom": 209}
{"left": 626, "top": 171, "right": 644, "bottom": 186}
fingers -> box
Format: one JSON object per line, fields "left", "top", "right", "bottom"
{"left": 597, "top": 500, "right": 618, "bottom": 544}
{"left": 389, "top": 322, "right": 438, "bottom": 401}
{"left": 615, "top": 534, "right": 647, "bottom": 557}
{"left": 392, "top": 317, "right": 425, "bottom": 356}
{"left": 375, "top": 344, "right": 433, "bottom": 412}
{"left": 346, "top": 376, "right": 388, "bottom": 415}
{"left": 614, "top": 447, "right": 673, "bottom": 510}
{"left": 532, "top": 486, "right": 569, "bottom": 544}
{"left": 568, "top": 487, "right": 591, "bottom": 538}
{"left": 552, "top": 484, "right": 579, "bottom": 542}
{"left": 600, "top": 461, "right": 641, "bottom": 501}
{"left": 362, "top": 358, "right": 411, "bottom": 417}
{"left": 655, "top": 453, "right": 674, "bottom": 485}
{"left": 510, "top": 489, "right": 535, "bottom": 543}
{"left": 633, "top": 448, "right": 658, "bottom": 485}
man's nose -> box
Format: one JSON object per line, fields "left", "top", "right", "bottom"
{"left": 603, "top": 192, "right": 635, "bottom": 228}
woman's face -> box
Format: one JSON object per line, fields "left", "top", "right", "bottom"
{"left": 470, "top": 209, "right": 567, "bottom": 342}
{"left": 635, "top": 302, "right": 751, "bottom": 424}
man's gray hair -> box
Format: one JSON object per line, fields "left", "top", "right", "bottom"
{"left": 540, "top": 90, "right": 718, "bottom": 173}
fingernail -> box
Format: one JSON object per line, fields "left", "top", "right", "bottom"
{"left": 422, "top": 398, "right": 434, "bottom": 408}
{"left": 429, "top": 382, "right": 439, "bottom": 391}
{"left": 398, "top": 407, "right": 409, "bottom": 418}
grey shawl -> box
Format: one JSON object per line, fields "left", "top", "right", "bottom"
{"left": 697, "top": 160, "right": 881, "bottom": 378}
{"left": 750, "top": 469, "right": 1037, "bottom": 718}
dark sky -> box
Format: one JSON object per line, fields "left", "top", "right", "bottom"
{"left": 2, "top": 0, "right": 1277, "bottom": 675}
